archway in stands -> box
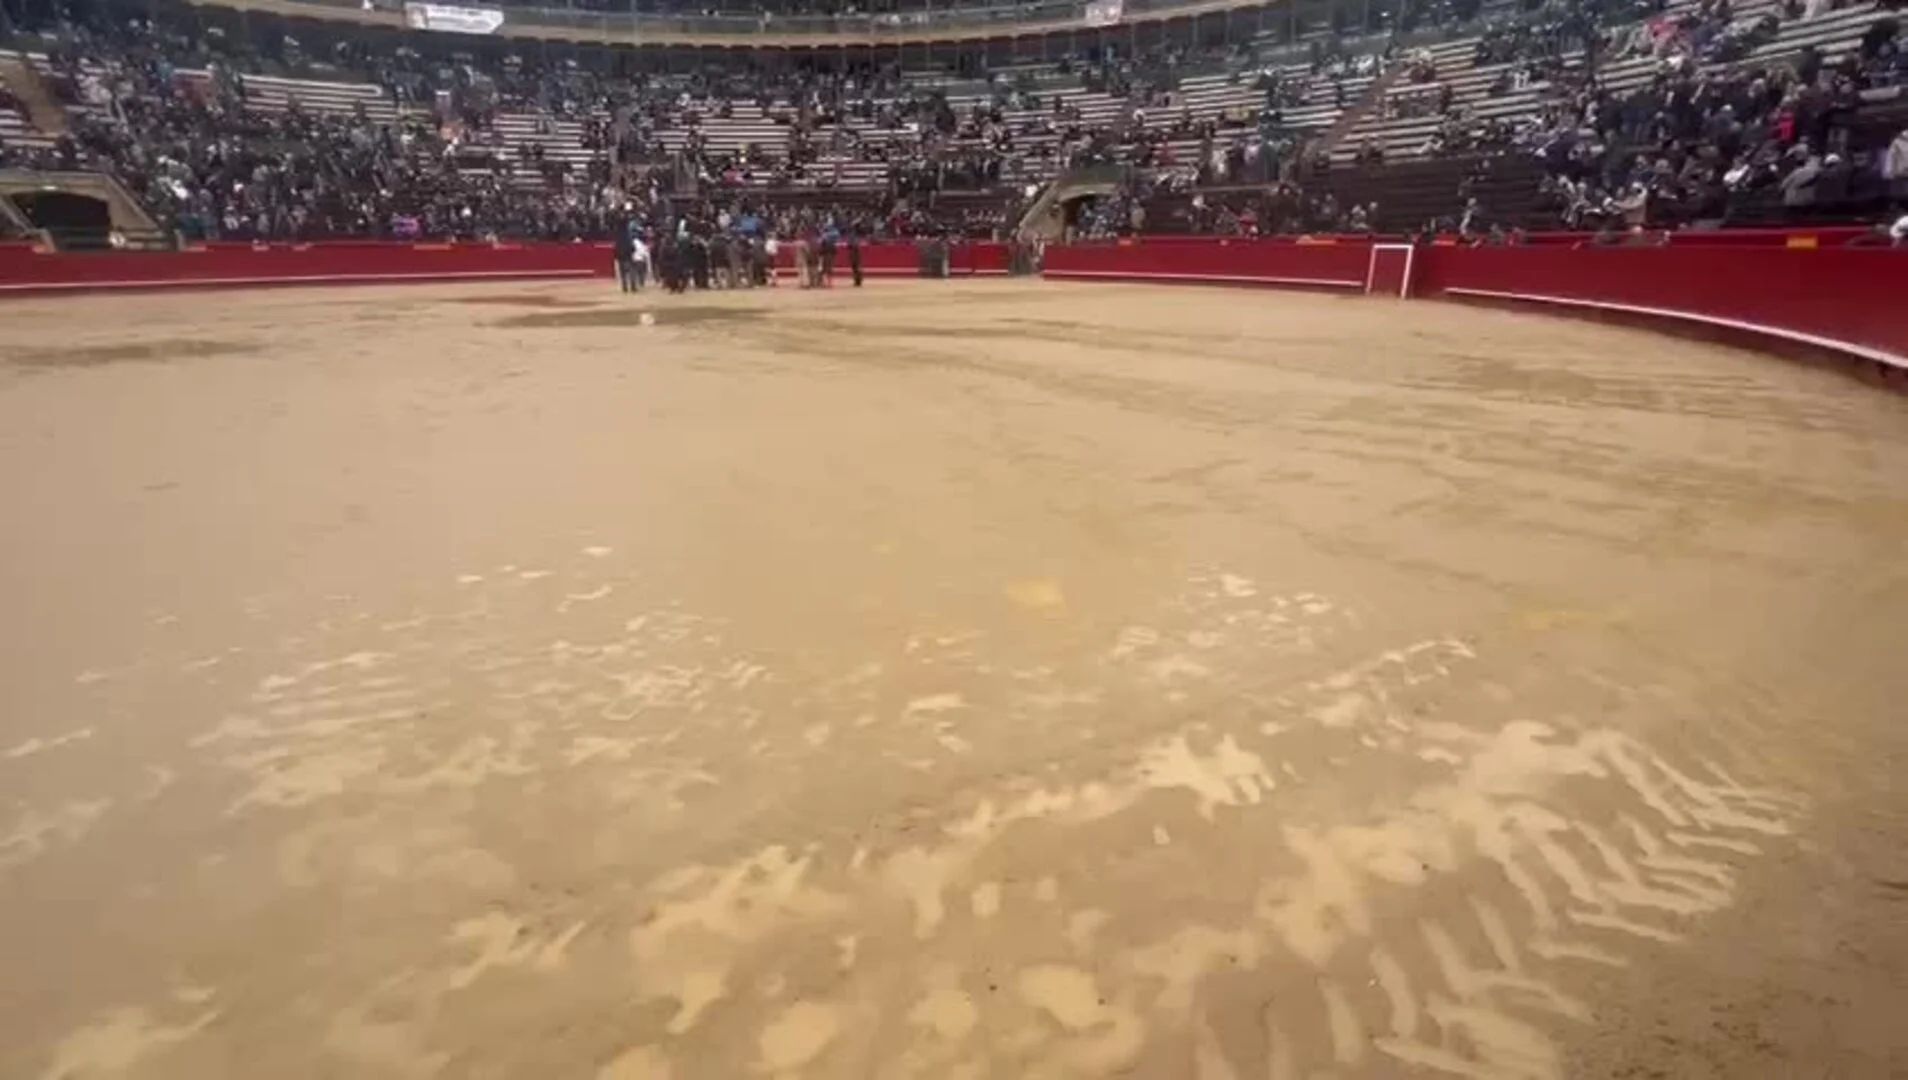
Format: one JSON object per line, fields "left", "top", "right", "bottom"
{"left": 10, "top": 190, "right": 114, "bottom": 249}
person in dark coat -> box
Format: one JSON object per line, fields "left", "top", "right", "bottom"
{"left": 709, "top": 232, "right": 731, "bottom": 289}
{"left": 612, "top": 218, "right": 636, "bottom": 293}
{"left": 690, "top": 234, "right": 710, "bottom": 290}
{"left": 662, "top": 231, "right": 689, "bottom": 294}
{"left": 653, "top": 230, "right": 677, "bottom": 293}
{"left": 847, "top": 229, "right": 864, "bottom": 287}
{"left": 818, "top": 224, "right": 839, "bottom": 286}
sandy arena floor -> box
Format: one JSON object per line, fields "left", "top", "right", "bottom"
{"left": 2, "top": 278, "right": 1906, "bottom": 1079}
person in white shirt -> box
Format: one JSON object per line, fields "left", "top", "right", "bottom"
{"left": 630, "top": 235, "right": 650, "bottom": 291}
{"left": 764, "top": 236, "right": 781, "bottom": 286}
{"left": 1883, "top": 129, "right": 1908, "bottom": 194}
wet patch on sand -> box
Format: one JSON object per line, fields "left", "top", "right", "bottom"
{"left": 494, "top": 306, "right": 763, "bottom": 329}
{"left": 778, "top": 315, "right": 1264, "bottom": 360}
{"left": 7, "top": 339, "right": 247, "bottom": 369}
{"left": 456, "top": 295, "right": 604, "bottom": 310}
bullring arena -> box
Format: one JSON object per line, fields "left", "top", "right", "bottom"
{"left": 3, "top": 239, "right": 1907, "bottom": 1080}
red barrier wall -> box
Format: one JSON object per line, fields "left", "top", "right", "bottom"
{"left": 7, "top": 234, "right": 1897, "bottom": 369}
{"left": 967, "top": 240, "right": 1011, "bottom": 276}
{"left": 1415, "top": 244, "right": 1908, "bottom": 367}
{"left": 0, "top": 239, "right": 1010, "bottom": 295}
{"left": 0, "top": 240, "right": 612, "bottom": 293}
{"left": 1044, "top": 236, "right": 1908, "bottom": 369}
{"left": 1044, "top": 237, "right": 1373, "bottom": 289}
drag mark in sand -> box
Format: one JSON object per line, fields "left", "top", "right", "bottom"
{"left": 39, "top": 1004, "right": 218, "bottom": 1080}
{"left": 4, "top": 727, "right": 94, "bottom": 759}
{"left": 1, "top": 797, "right": 113, "bottom": 872}
{"left": 16, "top": 558, "right": 1811, "bottom": 1079}
{"left": 594, "top": 584, "right": 1800, "bottom": 1078}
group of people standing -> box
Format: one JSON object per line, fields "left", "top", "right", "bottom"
{"left": 611, "top": 216, "right": 866, "bottom": 294}
{"left": 783, "top": 227, "right": 866, "bottom": 288}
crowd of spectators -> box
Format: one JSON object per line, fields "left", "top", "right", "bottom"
{"left": 1, "top": 0, "right": 1336, "bottom": 238}
{"left": 1, "top": 0, "right": 1904, "bottom": 243}
{"left": 1512, "top": 1, "right": 1908, "bottom": 230}
{"left": 1315, "top": 0, "right": 1908, "bottom": 233}
{"left": 0, "top": 47, "right": 624, "bottom": 239}
{"left": 1, "top": 7, "right": 1044, "bottom": 239}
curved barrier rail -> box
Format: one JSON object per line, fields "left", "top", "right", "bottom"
{"left": 5, "top": 235, "right": 1900, "bottom": 373}
{"left": 1044, "top": 235, "right": 1908, "bottom": 372}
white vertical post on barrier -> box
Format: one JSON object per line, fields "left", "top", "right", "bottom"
{"left": 1365, "top": 243, "right": 1417, "bottom": 298}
